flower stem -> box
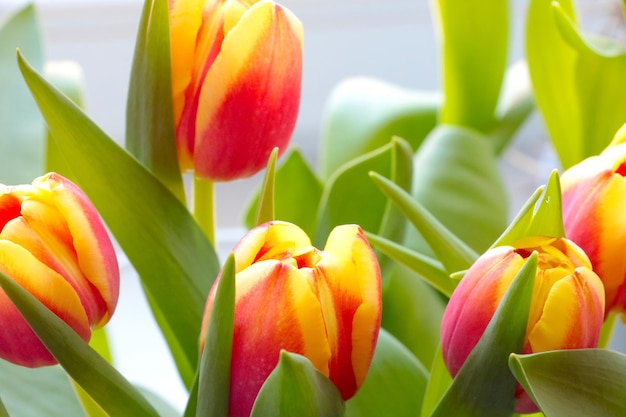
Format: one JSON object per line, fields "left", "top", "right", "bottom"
{"left": 193, "top": 175, "right": 216, "bottom": 247}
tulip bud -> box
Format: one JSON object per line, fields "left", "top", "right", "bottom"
{"left": 169, "top": 0, "right": 303, "bottom": 181}
{"left": 200, "top": 221, "right": 382, "bottom": 417}
{"left": 441, "top": 236, "right": 605, "bottom": 414}
{"left": 561, "top": 141, "right": 626, "bottom": 315}
{"left": 0, "top": 173, "right": 119, "bottom": 367}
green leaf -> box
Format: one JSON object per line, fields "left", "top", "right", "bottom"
{"left": 244, "top": 149, "right": 322, "bottom": 237}
{"left": 320, "top": 77, "right": 440, "bottom": 178}
{"left": 365, "top": 232, "right": 455, "bottom": 297}
{"left": 526, "top": 0, "right": 580, "bottom": 169}
{"left": 197, "top": 254, "right": 235, "bottom": 417}
{"left": 406, "top": 125, "right": 508, "bottom": 254}
{"left": 435, "top": 0, "right": 509, "bottom": 132}
{"left": 381, "top": 264, "right": 446, "bottom": 372}
{"left": 315, "top": 137, "right": 413, "bottom": 248}
{"left": 510, "top": 349, "right": 626, "bottom": 417}
{"left": 369, "top": 171, "right": 478, "bottom": 274}
{"left": 345, "top": 329, "right": 429, "bottom": 417}
{"left": 126, "top": 0, "right": 185, "bottom": 201}
{"left": 420, "top": 346, "right": 452, "bottom": 417}
{"left": 250, "top": 352, "right": 345, "bottom": 417}
{"left": 0, "top": 397, "right": 9, "bottom": 417}
{"left": 0, "top": 270, "right": 159, "bottom": 417}
{"left": 18, "top": 50, "right": 219, "bottom": 387}
{"left": 492, "top": 170, "right": 565, "bottom": 247}
{"left": 431, "top": 253, "right": 537, "bottom": 417}
{"left": 0, "top": 3, "right": 44, "bottom": 183}
{"left": 0, "top": 361, "right": 84, "bottom": 417}
{"left": 254, "top": 148, "right": 278, "bottom": 226}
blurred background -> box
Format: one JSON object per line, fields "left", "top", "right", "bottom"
{"left": 1, "top": 0, "right": 625, "bottom": 411}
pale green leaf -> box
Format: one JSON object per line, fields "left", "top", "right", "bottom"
{"left": 435, "top": 0, "right": 509, "bottom": 132}
{"left": 510, "top": 349, "right": 626, "bottom": 417}
{"left": 250, "top": 352, "right": 345, "bottom": 417}
{"left": 345, "top": 329, "right": 428, "bottom": 417}
{"left": 420, "top": 346, "right": 452, "bottom": 417}
{"left": 320, "top": 76, "right": 439, "bottom": 178}
{"left": 0, "top": 3, "right": 44, "bottom": 183}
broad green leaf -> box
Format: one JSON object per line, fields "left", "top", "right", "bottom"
{"left": 552, "top": 2, "right": 626, "bottom": 161}
{"left": 345, "top": 329, "right": 429, "bottom": 417}
{"left": 434, "top": 0, "right": 509, "bottom": 132}
{"left": 197, "top": 253, "right": 235, "bottom": 417}
{"left": 369, "top": 171, "right": 478, "bottom": 274}
{"left": 0, "top": 270, "right": 159, "bottom": 417}
{"left": 492, "top": 170, "right": 565, "bottom": 247}
{"left": 320, "top": 76, "right": 440, "bottom": 178}
{"left": 420, "top": 347, "right": 452, "bottom": 417}
{"left": 365, "top": 232, "right": 455, "bottom": 297}
{"left": 250, "top": 352, "right": 345, "bottom": 417}
{"left": 0, "top": 3, "right": 44, "bottom": 183}
{"left": 43, "top": 60, "right": 85, "bottom": 177}
{"left": 381, "top": 264, "right": 446, "bottom": 371}
{"left": 406, "top": 125, "right": 508, "bottom": 255}
{"left": 18, "top": 51, "right": 219, "bottom": 387}
{"left": 510, "top": 349, "right": 626, "bottom": 417}
{"left": 126, "top": 0, "right": 185, "bottom": 201}
{"left": 431, "top": 253, "right": 537, "bottom": 417}
{"left": 244, "top": 148, "right": 322, "bottom": 237}
{"left": 0, "top": 361, "right": 84, "bottom": 417}
{"left": 314, "top": 137, "right": 412, "bottom": 249}
{"left": 526, "top": 0, "right": 579, "bottom": 168}
{"left": 254, "top": 148, "right": 278, "bottom": 226}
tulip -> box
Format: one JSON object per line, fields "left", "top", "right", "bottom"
{"left": 0, "top": 173, "right": 119, "bottom": 367}
{"left": 200, "top": 221, "right": 382, "bottom": 417}
{"left": 441, "top": 236, "right": 605, "bottom": 414}
{"left": 169, "top": 0, "right": 303, "bottom": 181}
{"left": 561, "top": 141, "right": 626, "bottom": 315}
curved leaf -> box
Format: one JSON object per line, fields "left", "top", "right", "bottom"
{"left": 18, "top": 50, "right": 219, "bottom": 387}
{"left": 510, "top": 349, "right": 626, "bottom": 417}
{"left": 320, "top": 77, "right": 439, "bottom": 178}
{"left": 254, "top": 148, "right": 278, "bottom": 226}
{"left": 250, "top": 352, "right": 345, "bottom": 417}
{"left": 345, "top": 329, "right": 429, "bottom": 417}
{"left": 314, "top": 137, "right": 412, "bottom": 248}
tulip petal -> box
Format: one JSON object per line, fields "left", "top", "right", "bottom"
{"left": 194, "top": 0, "right": 303, "bottom": 180}
{"left": 228, "top": 260, "right": 329, "bottom": 417}
{"left": 317, "top": 225, "right": 382, "bottom": 400}
{"left": 32, "top": 174, "right": 119, "bottom": 327}
{"left": 0, "top": 240, "right": 90, "bottom": 367}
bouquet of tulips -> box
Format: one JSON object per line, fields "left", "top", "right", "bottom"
{"left": 1, "top": 0, "right": 626, "bottom": 416}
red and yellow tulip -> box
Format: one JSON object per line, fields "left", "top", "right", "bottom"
{"left": 169, "top": 0, "right": 303, "bottom": 181}
{"left": 561, "top": 139, "right": 626, "bottom": 315}
{"left": 200, "top": 221, "right": 382, "bottom": 417}
{"left": 0, "top": 173, "right": 119, "bottom": 367}
{"left": 440, "top": 236, "right": 605, "bottom": 414}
